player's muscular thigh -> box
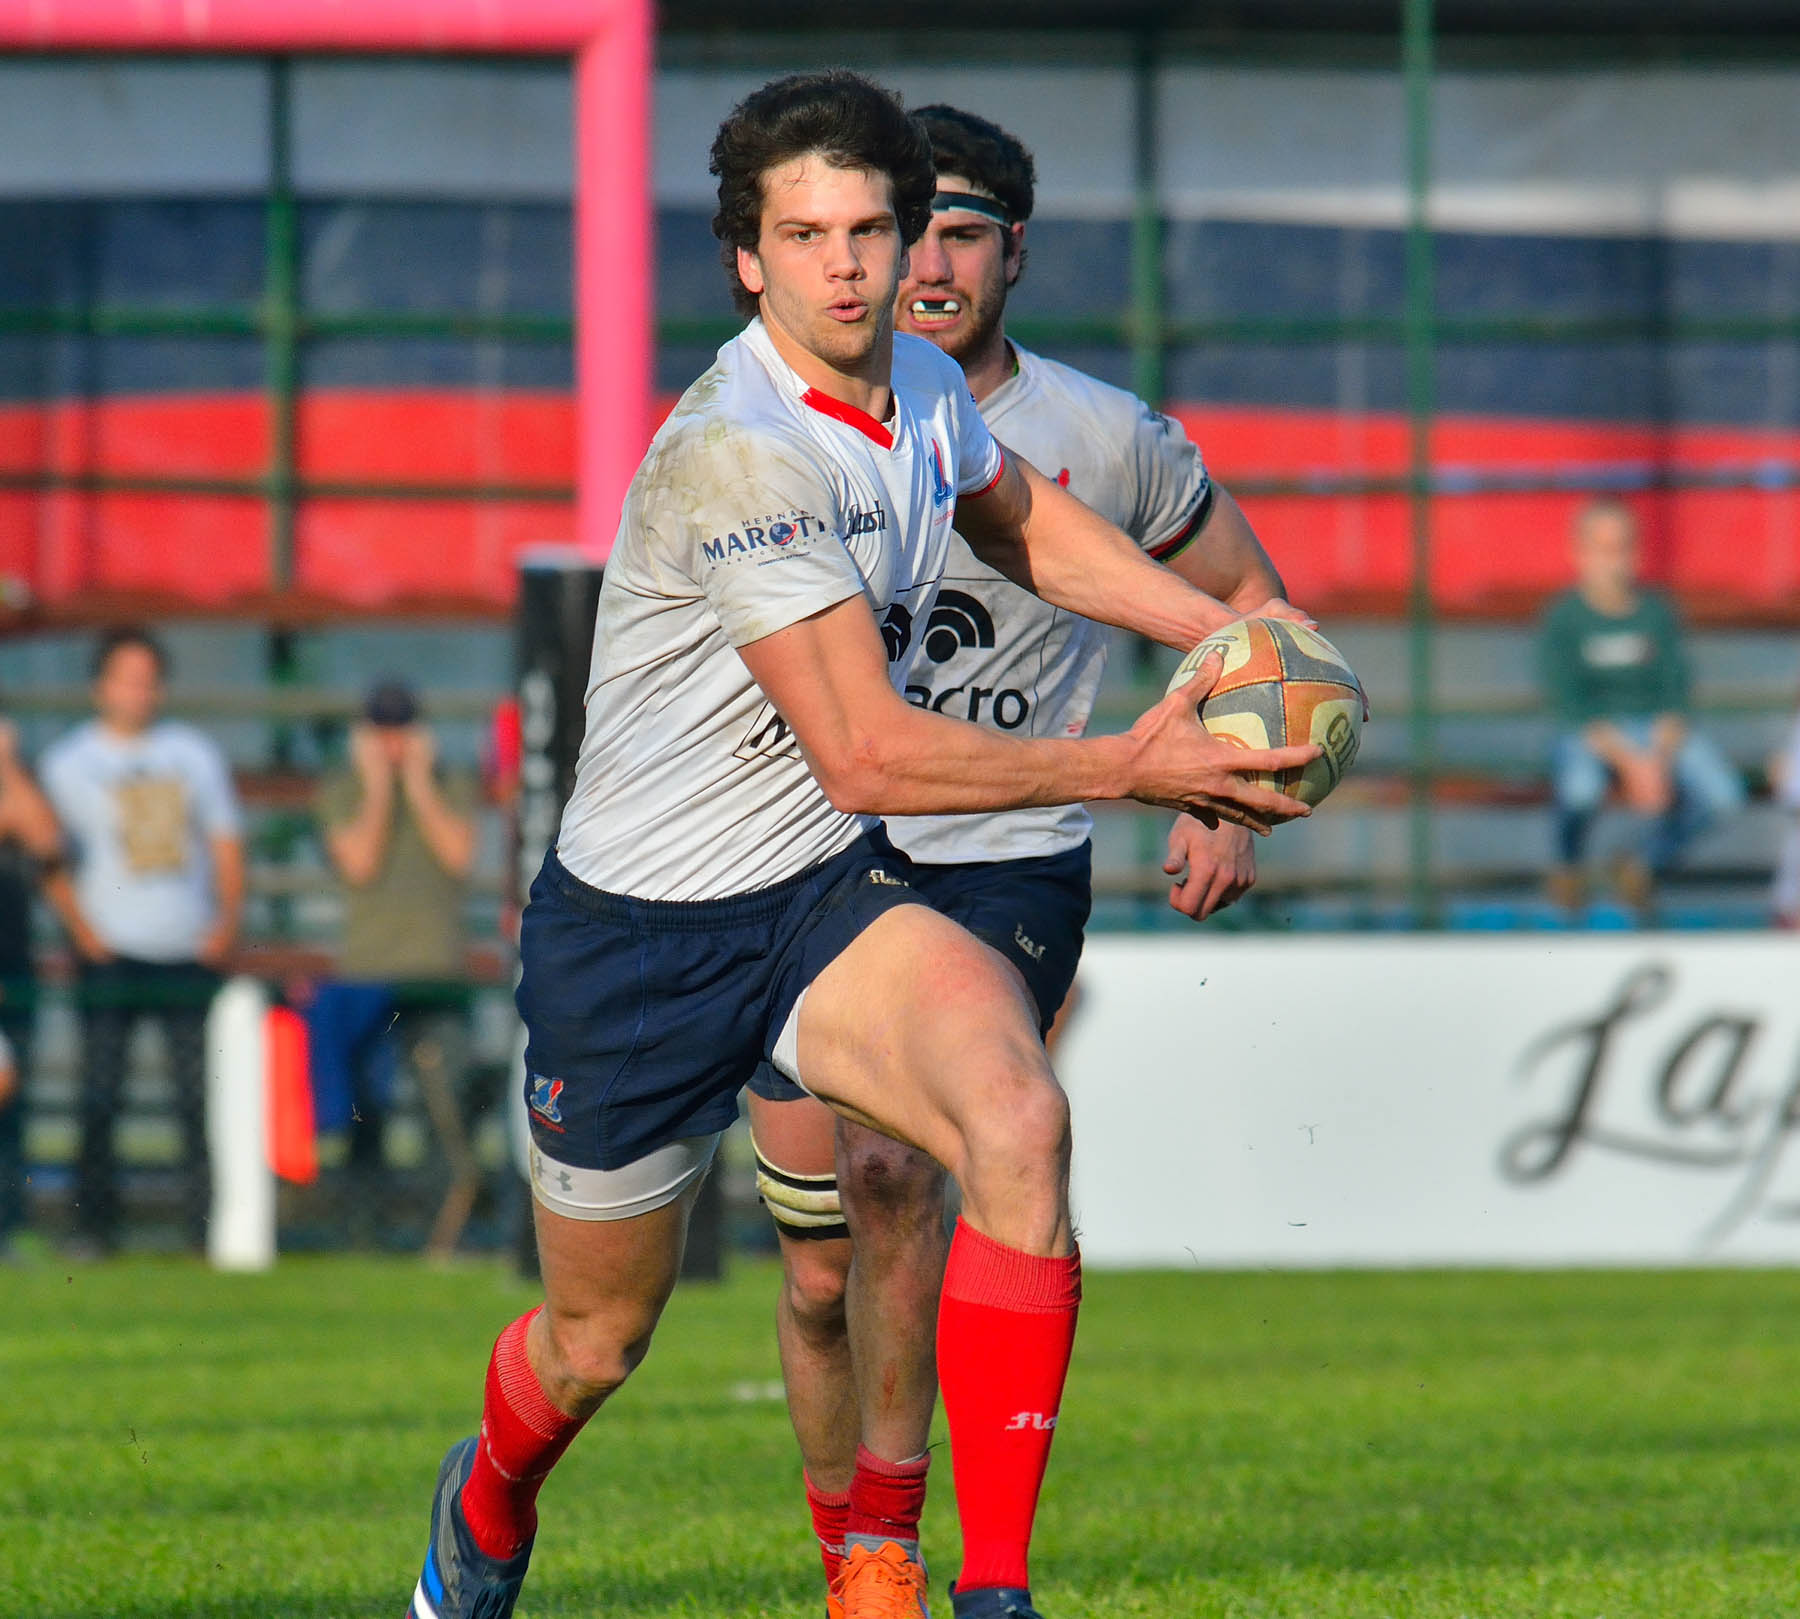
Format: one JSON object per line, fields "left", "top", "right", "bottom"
{"left": 797, "top": 905, "right": 1066, "bottom": 1235}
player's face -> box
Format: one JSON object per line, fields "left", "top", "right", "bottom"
{"left": 894, "top": 177, "right": 1022, "bottom": 366}
{"left": 739, "top": 157, "right": 904, "bottom": 377}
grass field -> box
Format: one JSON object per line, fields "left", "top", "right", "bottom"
{"left": 7, "top": 1258, "right": 1800, "bottom": 1618}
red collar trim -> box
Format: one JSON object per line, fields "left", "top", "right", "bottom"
{"left": 801, "top": 387, "right": 894, "bottom": 449}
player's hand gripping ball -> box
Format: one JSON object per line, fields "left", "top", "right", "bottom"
{"left": 1167, "top": 617, "right": 1365, "bottom": 808}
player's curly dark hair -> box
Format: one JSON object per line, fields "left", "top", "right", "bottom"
{"left": 910, "top": 104, "right": 1037, "bottom": 226}
{"left": 710, "top": 70, "right": 935, "bottom": 319}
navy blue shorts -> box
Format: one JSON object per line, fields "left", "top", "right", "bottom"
{"left": 747, "top": 839, "right": 1092, "bottom": 1104}
{"left": 518, "top": 831, "right": 922, "bottom": 1171}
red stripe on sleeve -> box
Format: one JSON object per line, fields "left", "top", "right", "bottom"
{"left": 961, "top": 449, "right": 1008, "bottom": 499}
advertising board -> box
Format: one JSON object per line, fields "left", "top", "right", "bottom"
{"left": 1060, "top": 934, "right": 1799, "bottom": 1266}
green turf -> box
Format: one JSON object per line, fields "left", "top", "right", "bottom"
{"left": 5, "top": 1259, "right": 1800, "bottom": 1617}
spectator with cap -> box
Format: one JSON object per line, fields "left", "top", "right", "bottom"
{"left": 41, "top": 627, "right": 244, "bottom": 1256}
{"left": 310, "top": 677, "right": 479, "bottom": 1245}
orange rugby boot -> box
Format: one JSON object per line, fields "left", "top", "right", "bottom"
{"left": 837, "top": 1538, "right": 930, "bottom": 1619}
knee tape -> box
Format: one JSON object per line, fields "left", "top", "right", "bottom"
{"left": 751, "top": 1132, "right": 848, "bottom": 1241}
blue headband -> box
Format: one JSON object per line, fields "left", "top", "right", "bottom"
{"left": 931, "top": 189, "right": 1011, "bottom": 225}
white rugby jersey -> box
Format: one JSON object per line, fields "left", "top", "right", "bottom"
{"left": 556, "top": 319, "right": 1006, "bottom": 901}
{"left": 886, "top": 344, "right": 1212, "bottom": 865}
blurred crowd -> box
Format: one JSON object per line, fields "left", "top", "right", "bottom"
{"left": 0, "top": 626, "right": 487, "bottom": 1263}
{"left": 0, "top": 570, "right": 1795, "bottom": 1258}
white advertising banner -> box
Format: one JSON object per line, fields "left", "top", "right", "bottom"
{"left": 1059, "top": 934, "right": 1800, "bottom": 1268}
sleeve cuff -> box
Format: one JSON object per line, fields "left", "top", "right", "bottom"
{"left": 1145, "top": 483, "right": 1214, "bottom": 563}
{"left": 958, "top": 448, "right": 1007, "bottom": 500}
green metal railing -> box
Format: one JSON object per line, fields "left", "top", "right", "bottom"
{"left": 7, "top": 37, "right": 1800, "bottom": 924}
{"left": 1404, "top": 0, "right": 1437, "bottom": 922}
{"left": 8, "top": 43, "right": 1799, "bottom": 532}
{"left": 265, "top": 57, "right": 301, "bottom": 592}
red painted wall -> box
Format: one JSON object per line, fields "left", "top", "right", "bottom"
{"left": 3, "top": 390, "right": 1797, "bottom": 618}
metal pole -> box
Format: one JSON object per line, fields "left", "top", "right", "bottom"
{"left": 265, "top": 57, "right": 300, "bottom": 594}
{"left": 261, "top": 59, "right": 303, "bottom": 951}
{"left": 1130, "top": 31, "right": 1165, "bottom": 411}
{"left": 1402, "top": 0, "right": 1436, "bottom": 925}
{"left": 1129, "top": 31, "right": 1167, "bottom": 923}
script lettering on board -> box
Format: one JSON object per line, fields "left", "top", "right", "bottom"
{"left": 1500, "top": 961, "right": 1800, "bottom": 1247}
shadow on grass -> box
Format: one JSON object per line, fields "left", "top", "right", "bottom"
{"left": 41, "top": 1561, "right": 806, "bottom": 1619}
{"left": 1044, "top": 1484, "right": 1800, "bottom": 1591}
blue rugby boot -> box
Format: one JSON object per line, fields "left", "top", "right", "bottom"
{"left": 407, "top": 1436, "right": 534, "bottom": 1619}
{"left": 949, "top": 1586, "right": 1044, "bottom": 1619}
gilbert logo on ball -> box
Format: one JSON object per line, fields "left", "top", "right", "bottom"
{"left": 1166, "top": 617, "right": 1365, "bottom": 808}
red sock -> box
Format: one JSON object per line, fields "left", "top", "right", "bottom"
{"left": 846, "top": 1444, "right": 930, "bottom": 1548}
{"left": 805, "top": 1471, "right": 851, "bottom": 1588}
{"left": 936, "top": 1218, "right": 1081, "bottom": 1595}
{"left": 459, "top": 1309, "right": 586, "bottom": 1559}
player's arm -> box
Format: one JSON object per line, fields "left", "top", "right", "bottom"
{"left": 201, "top": 832, "right": 245, "bottom": 966}
{"left": 0, "top": 721, "right": 64, "bottom": 862}
{"left": 954, "top": 453, "right": 1237, "bottom": 652}
{"left": 1163, "top": 812, "right": 1256, "bottom": 920}
{"left": 735, "top": 595, "right": 1317, "bottom": 831}
{"left": 37, "top": 748, "right": 110, "bottom": 962}
{"left": 323, "top": 726, "right": 397, "bottom": 887}
{"left": 1157, "top": 485, "right": 1304, "bottom": 915}
{"left": 1165, "top": 485, "right": 1290, "bottom": 616}
{"left": 1127, "top": 445, "right": 1298, "bottom": 916}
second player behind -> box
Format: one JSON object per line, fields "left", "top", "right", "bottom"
{"left": 743, "top": 102, "right": 1319, "bottom": 1619}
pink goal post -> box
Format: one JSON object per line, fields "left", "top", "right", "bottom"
{"left": 0, "top": 0, "right": 655, "bottom": 563}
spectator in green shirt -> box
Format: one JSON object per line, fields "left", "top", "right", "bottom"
{"left": 1538, "top": 498, "right": 1744, "bottom": 913}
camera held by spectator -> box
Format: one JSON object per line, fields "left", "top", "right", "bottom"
{"left": 309, "top": 678, "right": 478, "bottom": 1247}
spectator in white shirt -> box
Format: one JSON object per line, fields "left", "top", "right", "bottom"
{"left": 41, "top": 628, "right": 243, "bottom": 1255}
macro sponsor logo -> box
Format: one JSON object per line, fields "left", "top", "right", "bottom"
{"left": 902, "top": 591, "right": 1028, "bottom": 726}
{"left": 701, "top": 510, "right": 821, "bottom": 564}
{"left": 922, "top": 590, "right": 995, "bottom": 664}
{"left": 904, "top": 681, "right": 1031, "bottom": 729}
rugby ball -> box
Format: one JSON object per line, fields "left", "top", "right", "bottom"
{"left": 1165, "top": 617, "right": 1364, "bottom": 808}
